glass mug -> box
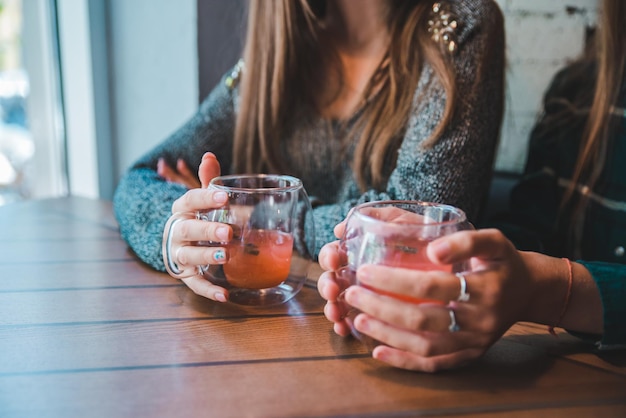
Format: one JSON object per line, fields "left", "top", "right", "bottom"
{"left": 197, "top": 174, "right": 315, "bottom": 306}
{"left": 336, "top": 200, "right": 473, "bottom": 350}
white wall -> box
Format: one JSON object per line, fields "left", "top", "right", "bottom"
{"left": 107, "top": 0, "right": 198, "bottom": 183}
{"left": 494, "top": 0, "right": 598, "bottom": 173}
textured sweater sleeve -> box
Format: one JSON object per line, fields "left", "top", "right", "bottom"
{"left": 311, "top": 0, "right": 505, "bottom": 253}
{"left": 113, "top": 77, "right": 237, "bottom": 271}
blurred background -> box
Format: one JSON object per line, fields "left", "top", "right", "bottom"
{"left": 0, "top": 0, "right": 598, "bottom": 206}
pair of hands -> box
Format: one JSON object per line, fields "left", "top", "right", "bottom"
{"left": 317, "top": 227, "right": 535, "bottom": 372}
{"left": 159, "top": 156, "right": 540, "bottom": 372}
{"left": 159, "top": 152, "right": 232, "bottom": 302}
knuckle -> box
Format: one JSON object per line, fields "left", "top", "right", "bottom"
{"left": 420, "top": 341, "right": 437, "bottom": 357}
{"left": 477, "top": 312, "right": 498, "bottom": 332}
{"left": 177, "top": 249, "right": 188, "bottom": 265}
{"left": 204, "top": 223, "right": 217, "bottom": 241}
{"left": 182, "top": 191, "right": 195, "bottom": 207}
{"left": 406, "top": 310, "right": 429, "bottom": 331}
{"left": 412, "top": 274, "right": 439, "bottom": 295}
{"left": 177, "top": 221, "right": 192, "bottom": 240}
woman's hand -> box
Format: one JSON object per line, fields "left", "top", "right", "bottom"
{"left": 317, "top": 240, "right": 354, "bottom": 337}
{"left": 338, "top": 229, "right": 537, "bottom": 372}
{"left": 157, "top": 157, "right": 201, "bottom": 189}
{"left": 317, "top": 221, "right": 354, "bottom": 336}
{"left": 157, "top": 151, "right": 223, "bottom": 189}
{"left": 162, "top": 153, "right": 231, "bottom": 302}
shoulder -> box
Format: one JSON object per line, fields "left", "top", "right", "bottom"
{"left": 197, "top": 60, "right": 243, "bottom": 114}
{"left": 542, "top": 59, "right": 596, "bottom": 109}
{"left": 443, "top": 0, "right": 504, "bottom": 46}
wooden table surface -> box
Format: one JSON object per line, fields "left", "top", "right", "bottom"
{"left": 1, "top": 197, "right": 625, "bottom": 418}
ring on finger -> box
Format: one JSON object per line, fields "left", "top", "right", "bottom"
{"left": 163, "top": 217, "right": 187, "bottom": 278}
{"left": 455, "top": 272, "right": 470, "bottom": 302}
{"left": 448, "top": 308, "right": 460, "bottom": 333}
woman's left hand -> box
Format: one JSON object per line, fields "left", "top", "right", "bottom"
{"left": 157, "top": 157, "right": 201, "bottom": 189}
{"left": 342, "top": 228, "right": 535, "bottom": 372}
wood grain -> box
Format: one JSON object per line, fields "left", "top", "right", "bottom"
{"left": 1, "top": 197, "right": 625, "bottom": 418}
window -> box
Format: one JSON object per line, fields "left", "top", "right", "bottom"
{"left": 1, "top": 0, "right": 67, "bottom": 205}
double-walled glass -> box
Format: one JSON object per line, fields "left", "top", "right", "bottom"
{"left": 198, "top": 174, "right": 315, "bottom": 307}
{"left": 337, "top": 200, "right": 473, "bottom": 349}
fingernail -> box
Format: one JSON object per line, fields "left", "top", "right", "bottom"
{"left": 213, "top": 191, "right": 228, "bottom": 203}
{"left": 203, "top": 152, "right": 215, "bottom": 160}
{"left": 356, "top": 266, "right": 371, "bottom": 283}
{"left": 216, "top": 226, "right": 230, "bottom": 242}
{"left": 372, "top": 347, "right": 385, "bottom": 361}
{"left": 215, "top": 292, "right": 227, "bottom": 302}
{"left": 213, "top": 249, "right": 226, "bottom": 262}
{"left": 429, "top": 239, "right": 452, "bottom": 262}
{"left": 345, "top": 287, "right": 358, "bottom": 305}
{"left": 355, "top": 314, "right": 369, "bottom": 332}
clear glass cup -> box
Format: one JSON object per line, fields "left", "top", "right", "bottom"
{"left": 336, "top": 200, "right": 473, "bottom": 350}
{"left": 197, "top": 174, "right": 315, "bottom": 307}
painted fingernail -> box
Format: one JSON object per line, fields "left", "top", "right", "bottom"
{"left": 213, "top": 191, "right": 228, "bottom": 203}
{"left": 213, "top": 249, "right": 226, "bottom": 262}
{"left": 216, "top": 226, "right": 230, "bottom": 241}
{"left": 215, "top": 292, "right": 227, "bottom": 302}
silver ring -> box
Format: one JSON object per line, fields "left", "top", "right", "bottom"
{"left": 455, "top": 273, "right": 470, "bottom": 302}
{"left": 448, "top": 309, "right": 460, "bottom": 333}
{"left": 164, "top": 218, "right": 184, "bottom": 276}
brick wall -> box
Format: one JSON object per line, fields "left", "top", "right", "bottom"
{"left": 493, "top": 0, "right": 598, "bottom": 173}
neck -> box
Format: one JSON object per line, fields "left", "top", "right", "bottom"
{"left": 325, "top": 0, "right": 390, "bottom": 54}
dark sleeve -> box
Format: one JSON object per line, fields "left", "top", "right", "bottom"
{"left": 574, "top": 261, "right": 626, "bottom": 349}
{"left": 113, "top": 75, "right": 237, "bottom": 271}
{"left": 486, "top": 61, "right": 593, "bottom": 251}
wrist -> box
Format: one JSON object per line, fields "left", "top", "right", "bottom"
{"left": 520, "top": 251, "right": 568, "bottom": 326}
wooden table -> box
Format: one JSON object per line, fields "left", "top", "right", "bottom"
{"left": 1, "top": 197, "right": 625, "bottom": 417}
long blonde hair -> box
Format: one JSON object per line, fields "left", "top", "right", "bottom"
{"left": 561, "top": 0, "right": 626, "bottom": 238}
{"left": 233, "top": 0, "right": 468, "bottom": 190}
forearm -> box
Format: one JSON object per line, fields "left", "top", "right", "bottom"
{"left": 522, "top": 251, "right": 603, "bottom": 335}
{"left": 113, "top": 168, "right": 187, "bottom": 271}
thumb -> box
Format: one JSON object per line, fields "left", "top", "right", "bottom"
{"left": 199, "top": 152, "right": 221, "bottom": 188}
{"left": 426, "top": 228, "right": 515, "bottom": 265}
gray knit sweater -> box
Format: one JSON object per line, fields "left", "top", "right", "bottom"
{"left": 113, "top": 0, "right": 505, "bottom": 272}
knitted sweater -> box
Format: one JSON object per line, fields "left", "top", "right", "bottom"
{"left": 113, "top": 0, "right": 505, "bottom": 272}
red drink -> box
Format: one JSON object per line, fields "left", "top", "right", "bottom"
{"left": 224, "top": 229, "right": 293, "bottom": 289}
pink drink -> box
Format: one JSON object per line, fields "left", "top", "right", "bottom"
{"left": 224, "top": 229, "right": 293, "bottom": 289}
{"left": 349, "top": 235, "right": 451, "bottom": 304}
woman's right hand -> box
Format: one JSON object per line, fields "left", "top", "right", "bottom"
{"left": 317, "top": 221, "right": 353, "bottom": 336}
{"left": 162, "top": 152, "right": 233, "bottom": 302}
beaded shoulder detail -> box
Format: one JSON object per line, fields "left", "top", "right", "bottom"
{"left": 427, "top": 2, "right": 461, "bottom": 54}
{"left": 225, "top": 59, "right": 244, "bottom": 89}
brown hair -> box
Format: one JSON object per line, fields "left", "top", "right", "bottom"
{"left": 564, "top": 0, "right": 626, "bottom": 213}
{"left": 233, "top": 0, "right": 458, "bottom": 190}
